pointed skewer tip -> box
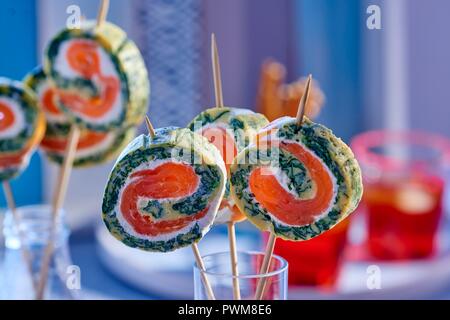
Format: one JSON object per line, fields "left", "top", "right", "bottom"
{"left": 145, "top": 116, "right": 156, "bottom": 138}
{"left": 295, "top": 74, "right": 313, "bottom": 128}
{"left": 211, "top": 33, "right": 224, "bottom": 108}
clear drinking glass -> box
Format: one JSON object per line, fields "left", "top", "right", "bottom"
{"left": 0, "top": 205, "right": 76, "bottom": 300}
{"left": 193, "top": 251, "right": 288, "bottom": 300}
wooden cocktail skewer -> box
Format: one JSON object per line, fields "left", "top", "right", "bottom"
{"left": 227, "top": 222, "right": 240, "bottom": 299}
{"left": 36, "top": 126, "right": 80, "bottom": 299}
{"left": 254, "top": 232, "right": 276, "bottom": 300}
{"left": 191, "top": 242, "right": 216, "bottom": 301}
{"left": 254, "top": 75, "right": 312, "bottom": 300}
{"left": 2, "top": 181, "right": 37, "bottom": 293}
{"left": 145, "top": 116, "right": 156, "bottom": 137}
{"left": 96, "top": 0, "right": 110, "bottom": 27}
{"left": 211, "top": 33, "right": 241, "bottom": 300}
{"left": 145, "top": 116, "right": 216, "bottom": 300}
{"left": 295, "top": 74, "right": 312, "bottom": 127}
{"left": 36, "top": 0, "right": 109, "bottom": 299}
{"left": 211, "top": 34, "right": 224, "bottom": 108}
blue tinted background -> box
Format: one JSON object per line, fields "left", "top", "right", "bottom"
{"left": 295, "top": 0, "right": 362, "bottom": 141}
{"left": 0, "top": 0, "right": 42, "bottom": 206}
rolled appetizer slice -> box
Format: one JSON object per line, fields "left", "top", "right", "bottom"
{"left": 44, "top": 20, "right": 149, "bottom": 131}
{"left": 188, "top": 107, "right": 269, "bottom": 224}
{"left": 25, "top": 67, "right": 136, "bottom": 167}
{"left": 0, "top": 78, "right": 45, "bottom": 180}
{"left": 230, "top": 116, "right": 363, "bottom": 241}
{"left": 102, "top": 127, "right": 226, "bottom": 252}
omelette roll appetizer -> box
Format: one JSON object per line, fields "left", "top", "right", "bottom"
{"left": 230, "top": 116, "right": 363, "bottom": 241}
{"left": 24, "top": 67, "right": 135, "bottom": 167}
{"left": 189, "top": 107, "right": 269, "bottom": 224}
{"left": 0, "top": 78, "right": 45, "bottom": 180}
{"left": 102, "top": 127, "right": 227, "bottom": 252}
{"left": 44, "top": 20, "right": 149, "bottom": 131}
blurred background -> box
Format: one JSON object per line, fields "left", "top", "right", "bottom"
{"left": 1, "top": 0, "right": 450, "bottom": 299}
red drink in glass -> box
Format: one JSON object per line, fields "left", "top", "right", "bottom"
{"left": 352, "top": 130, "right": 450, "bottom": 260}
{"left": 364, "top": 175, "right": 444, "bottom": 259}
{"left": 263, "top": 218, "right": 349, "bottom": 288}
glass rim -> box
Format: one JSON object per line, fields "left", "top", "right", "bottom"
{"left": 351, "top": 130, "right": 450, "bottom": 170}
{"left": 193, "top": 250, "right": 288, "bottom": 279}
{"left": 4, "top": 204, "right": 66, "bottom": 226}
{"left": 5, "top": 204, "right": 65, "bottom": 214}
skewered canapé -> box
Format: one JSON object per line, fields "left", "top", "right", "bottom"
{"left": 45, "top": 20, "right": 149, "bottom": 132}
{"left": 102, "top": 127, "right": 227, "bottom": 252}
{"left": 189, "top": 107, "right": 268, "bottom": 224}
{"left": 25, "top": 67, "right": 135, "bottom": 167}
{"left": 230, "top": 116, "right": 363, "bottom": 241}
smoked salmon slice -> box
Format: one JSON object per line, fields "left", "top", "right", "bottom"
{"left": 66, "top": 40, "right": 100, "bottom": 78}
{"left": 58, "top": 40, "right": 120, "bottom": 119}
{"left": 41, "top": 87, "right": 60, "bottom": 115}
{"left": 120, "top": 162, "right": 206, "bottom": 236}
{"left": 201, "top": 126, "right": 237, "bottom": 173}
{"left": 249, "top": 141, "right": 334, "bottom": 226}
